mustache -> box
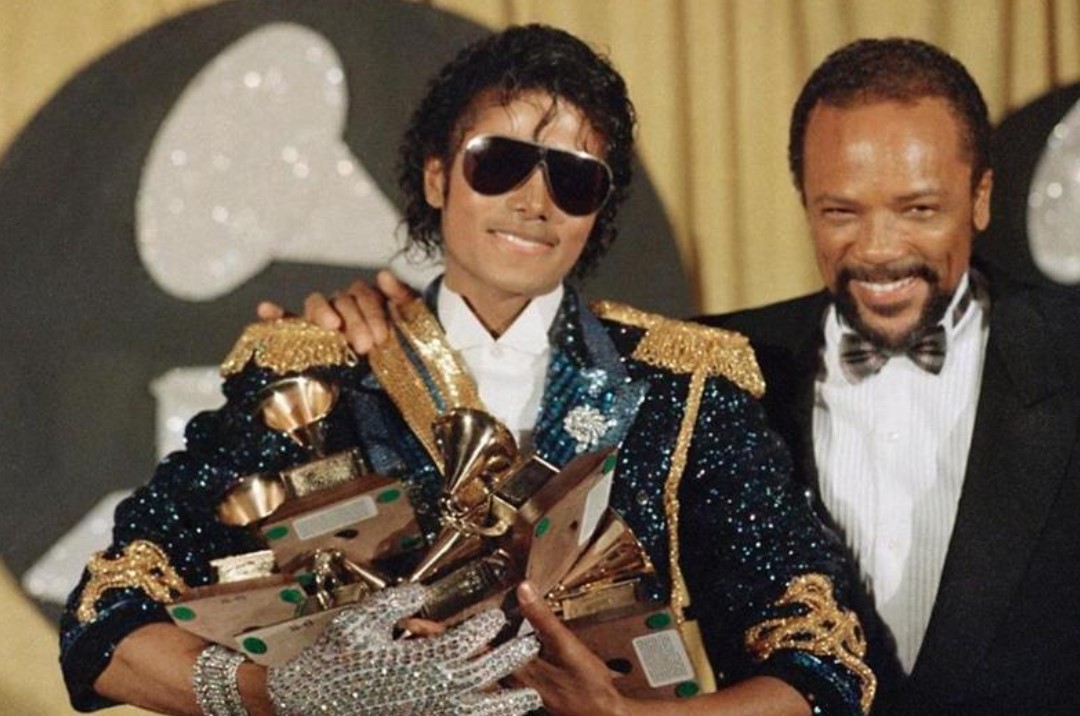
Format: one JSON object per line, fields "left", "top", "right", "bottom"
{"left": 838, "top": 262, "right": 940, "bottom": 287}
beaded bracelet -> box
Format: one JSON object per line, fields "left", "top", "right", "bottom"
{"left": 192, "top": 644, "right": 250, "bottom": 716}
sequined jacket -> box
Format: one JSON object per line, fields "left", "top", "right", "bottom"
{"left": 61, "top": 286, "right": 873, "bottom": 714}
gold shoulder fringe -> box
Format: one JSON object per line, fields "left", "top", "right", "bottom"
{"left": 591, "top": 300, "right": 765, "bottom": 398}
{"left": 220, "top": 319, "right": 358, "bottom": 377}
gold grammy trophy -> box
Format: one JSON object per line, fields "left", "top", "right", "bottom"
{"left": 247, "top": 375, "right": 421, "bottom": 575}
{"left": 415, "top": 407, "right": 629, "bottom": 626}
{"left": 168, "top": 374, "right": 419, "bottom": 666}
{"left": 408, "top": 408, "right": 519, "bottom": 584}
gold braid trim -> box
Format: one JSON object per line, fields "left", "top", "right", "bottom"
{"left": 76, "top": 540, "right": 188, "bottom": 623}
{"left": 368, "top": 321, "right": 446, "bottom": 471}
{"left": 220, "top": 319, "right": 358, "bottom": 377}
{"left": 745, "top": 573, "right": 877, "bottom": 714}
{"left": 367, "top": 298, "right": 484, "bottom": 470}
{"left": 393, "top": 299, "right": 484, "bottom": 411}
{"left": 591, "top": 300, "right": 765, "bottom": 398}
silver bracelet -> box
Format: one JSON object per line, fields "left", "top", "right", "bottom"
{"left": 192, "top": 644, "right": 250, "bottom": 716}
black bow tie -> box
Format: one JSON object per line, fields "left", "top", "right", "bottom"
{"left": 839, "top": 325, "right": 947, "bottom": 383}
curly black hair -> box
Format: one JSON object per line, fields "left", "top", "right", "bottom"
{"left": 398, "top": 24, "right": 636, "bottom": 279}
{"left": 789, "top": 37, "right": 991, "bottom": 197}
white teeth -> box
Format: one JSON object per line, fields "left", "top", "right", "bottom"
{"left": 858, "top": 277, "right": 914, "bottom": 294}
{"left": 495, "top": 231, "right": 547, "bottom": 249}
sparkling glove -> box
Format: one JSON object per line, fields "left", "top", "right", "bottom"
{"left": 266, "top": 583, "right": 541, "bottom": 716}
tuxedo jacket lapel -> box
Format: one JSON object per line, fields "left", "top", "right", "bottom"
{"left": 908, "top": 291, "right": 1076, "bottom": 699}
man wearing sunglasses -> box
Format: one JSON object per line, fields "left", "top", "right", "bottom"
{"left": 62, "top": 25, "right": 873, "bottom": 716}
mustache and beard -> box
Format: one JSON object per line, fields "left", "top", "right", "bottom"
{"left": 834, "top": 262, "right": 954, "bottom": 352}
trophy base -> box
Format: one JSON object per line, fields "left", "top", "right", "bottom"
{"left": 261, "top": 473, "right": 421, "bottom": 570}
{"left": 568, "top": 605, "right": 713, "bottom": 699}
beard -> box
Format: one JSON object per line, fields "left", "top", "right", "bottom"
{"left": 834, "top": 262, "right": 954, "bottom": 352}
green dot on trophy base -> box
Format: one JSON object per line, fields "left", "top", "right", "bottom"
{"left": 675, "top": 681, "right": 699, "bottom": 698}
{"left": 264, "top": 525, "right": 290, "bottom": 541}
{"left": 171, "top": 606, "right": 196, "bottom": 621}
{"left": 401, "top": 534, "right": 423, "bottom": 550}
{"left": 279, "top": 588, "right": 304, "bottom": 604}
{"left": 376, "top": 488, "right": 402, "bottom": 503}
{"left": 645, "top": 612, "right": 672, "bottom": 629}
{"left": 534, "top": 517, "right": 551, "bottom": 538}
{"left": 242, "top": 638, "right": 269, "bottom": 655}
{"left": 602, "top": 453, "right": 617, "bottom": 473}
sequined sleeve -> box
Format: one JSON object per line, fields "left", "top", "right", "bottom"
{"left": 57, "top": 361, "right": 340, "bottom": 711}
{"left": 674, "top": 375, "right": 873, "bottom": 714}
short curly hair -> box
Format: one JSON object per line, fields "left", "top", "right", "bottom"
{"left": 789, "top": 37, "right": 991, "bottom": 197}
{"left": 398, "top": 24, "right": 636, "bottom": 279}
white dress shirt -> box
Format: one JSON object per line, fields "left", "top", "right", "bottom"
{"left": 437, "top": 282, "right": 563, "bottom": 449}
{"left": 813, "top": 273, "right": 989, "bottom": 673}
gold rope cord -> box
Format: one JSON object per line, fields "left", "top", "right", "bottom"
{"left": 744, "top": 573, "right": 877, "bottom": 714}
{"left": 220, "top": 319, "right": 357, "bottom": 377}
{"left": 662, "top": 367, "right": 718, "bottom": 692}
{"left": 662, "top": 369, "right": 706, "bottom": 623}
{"left": 77, "top": 540, "right": 188, "bottom": 623}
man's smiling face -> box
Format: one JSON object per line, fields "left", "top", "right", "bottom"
{"left": 424, "top": 90, "right": 603, "bottom": 331}
{"left": 801, "top": 97, "right": 992, "bottom": 349}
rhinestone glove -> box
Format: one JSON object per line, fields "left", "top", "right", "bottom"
{"left": 266, "top": 583, "right": 541, "bottom": 716}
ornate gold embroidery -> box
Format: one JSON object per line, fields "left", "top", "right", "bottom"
{"left": 591, "top": 300, "right": 765, "bottom": 398}
{"left": 220, "top": 319, "right": 357, "bottom": 376}
{"left": 745, "top": 573, "right": 877, "bottom": 714}
{"left": 77, "top": 540, "right": 188, "bottom": 623}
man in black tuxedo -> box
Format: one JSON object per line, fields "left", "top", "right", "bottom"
{"left": 703, "top": 38, "right": 1080, "bottom": 715}
{"left": 269, "top": 37, "right": 1080, "bottom": 715}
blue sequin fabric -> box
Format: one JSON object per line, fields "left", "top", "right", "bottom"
{"left": 60, "top": 288, "right": 869, "bottom": 714}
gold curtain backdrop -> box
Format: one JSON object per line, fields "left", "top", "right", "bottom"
{"left": 1, "top": 1, "right": 1077, "bottom": 713}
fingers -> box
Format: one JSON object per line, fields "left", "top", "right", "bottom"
{"left": 445, "top": 688, "right": 544, "bottom": 716}
{"left": 376, "top": 270, "right": 417, "bottom": 306}
{"left": 324, "top": 583, "right": 428, "bottom": 644}
{"left": 400, "top": 617, "right": 446, "bottom": 637}
{"left": 302, "top": 292, "right": 343, "bottom": 330}
{"left": 342, "top": 278, "right": 391, "bottom": 349}
{"left": 273, "top": 273, "right": 411, "bottom": 355}
{"left": 448, "top": 634, "right": 541, "bottom": 692}
{"left": 256, "top": 301, "right": 288, "bottom": 320}
{"left": 516, "top": 581, "right": 577, "bottom": 665}
{"left": 416, "top": 609, "right": 507, "bottom": 663}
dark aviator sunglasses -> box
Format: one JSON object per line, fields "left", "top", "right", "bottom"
{"left": 461, "top": 134, "right": 614, "bottom": 217}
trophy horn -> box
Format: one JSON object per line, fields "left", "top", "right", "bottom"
{"left": 433, "top": 407, "right": 518, "bottom": 512}
{"left": 256, "top": 375, "right": 338, "bottom": 456}
{"left": 217, "top": 473, "right": 288, "bottom": 526}
{"left": 406, "top": 409, "right": 518, "bottom": 584}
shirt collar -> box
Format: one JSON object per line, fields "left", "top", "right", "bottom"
{"left": 437, "top": 282, "right": 563, "bottom": 356}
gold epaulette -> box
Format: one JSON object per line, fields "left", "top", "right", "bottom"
{"left": 220, "top": 318, "right": 358, "bottom": 377}
{"left": 591, "top": 300, "right": 765, "bottom": 398}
